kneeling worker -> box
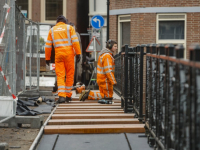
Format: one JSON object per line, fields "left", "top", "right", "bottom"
{"left": 45, "top": 15, "right": 81, "bottom": 103}
{"left": 80, "top": 40, "right": 117, "bottom": 101}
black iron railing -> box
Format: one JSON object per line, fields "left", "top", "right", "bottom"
{"left": 114, "top": 45, "right": 146, "bottom": 114}
{"left": 114, "top": 43, "right": 200, "bottom": 150}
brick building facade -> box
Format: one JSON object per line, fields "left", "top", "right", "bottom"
{"left": 109, "top": 0, "right": 200, "bottom": 111}
{"left": 16, "top": 0, "right": 78, "bottom": 26}
{"left": 109, "top": 0, "right": 200, "bottom": 59}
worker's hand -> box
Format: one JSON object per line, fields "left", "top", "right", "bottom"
{"left": 46, "top": 60, "right": 50, "bottom": 66}
{"left": 76, "top": 55, "right": 81, "bottom": 63}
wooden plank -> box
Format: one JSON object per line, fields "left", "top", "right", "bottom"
{"left": 57, "top": 101, "right": 121, "bottom": 104}
{"left": 55, "top": 97, "right": 121, "bottom": 102}
{"left": 44, "top": 124, "right": 145, "bottom": 134}
{"left": 48, "top": 118, "right": 140, "bottom": 125}
{"left": 52, "top": 114, "right": 135, "bottom": 119}
{"left": 54, "top": 111, "right": 124, "bottom": 114}
{"left": 57, "top": 106, "right": 121, "bottom": 109}
{"left": 59, "top": 103, "right": 121, "bottom": 106}
{"left": 54, "top": 109, "right": 124, "bottom": 111}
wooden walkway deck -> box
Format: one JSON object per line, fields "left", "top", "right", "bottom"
{"left": 44, "top": 98, "right": 145, "bottom": 134}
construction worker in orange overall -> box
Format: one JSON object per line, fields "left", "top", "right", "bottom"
{"left": 45, "top": 15, "right": 81, "bottom": 103}
{"left": 79, "top": 40, "right": 117, "bottom": 101}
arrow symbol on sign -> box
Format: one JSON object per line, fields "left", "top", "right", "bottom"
{"left": 93, "top": 17, "right": 101, "bottom": 28}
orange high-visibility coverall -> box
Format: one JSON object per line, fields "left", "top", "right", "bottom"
{"left": 88, "top": 49, "right": 117, "bottom": 100}
{"left": 76, "top": 85, "right": 85, "bottom": 94}
{"left": 45, "top": 22, "right": 81, "bottom": 98}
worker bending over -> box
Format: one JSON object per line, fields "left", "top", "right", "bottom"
{"left": 80, "top": 39, "right": 117, "bottom": 101}
{"left": 45, "top": 15, "right": 81, "bottom": 103}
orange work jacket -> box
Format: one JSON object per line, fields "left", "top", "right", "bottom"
{"left": 97, "top": 50, "right": 117, "bottom": 86}
{"left": 45, "top": 22, "right": 81, "bottom": 60}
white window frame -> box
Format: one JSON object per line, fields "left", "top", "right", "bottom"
{"left": 118, "top": 15, "right": 131, "bottom": 51}
{"left": 28, "top": 0, "right": 32, "bottom": 19}
{"left": 156, "top": 13, "right": 187, "bottom": 58}
{"left": 41, "top": 0, "right": 67, "bottom": 24}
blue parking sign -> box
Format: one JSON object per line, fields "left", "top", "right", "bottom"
{"left": 91, "top": 15, "right": 105, "bottom": 29}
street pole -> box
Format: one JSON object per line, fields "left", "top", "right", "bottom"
{"left": 107, "top": 0, "right": 110, "bottom": 41}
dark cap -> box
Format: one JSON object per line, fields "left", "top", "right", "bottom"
{"left": 56, "top": 15, "right": 68, "bottom": 24}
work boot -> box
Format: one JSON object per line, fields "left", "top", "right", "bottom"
{"left": 58, "top": 96, "right": 65, "bottom": 103}
{"left": 104, "top": 97, "right": 113, "bottom": 100}
{"left": 98, "top": 99, "right": 112, "bottom": 104}
{"left": 66, "top": 97, "right": 72, "bottom": 103}
{"left": 79, "top": 90, "right": 90, "bottom": 101}
{"left": 104, "top": 97, "right": 113, "bottom": 103}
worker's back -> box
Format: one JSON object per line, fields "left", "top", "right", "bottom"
{"left": 51, "top": 22, "right": 74, "bottom": 55}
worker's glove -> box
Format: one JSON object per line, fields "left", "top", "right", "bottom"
{"left": 76, "top": 55, "right": 81, "bottom": 63}
{"left": 46, "top": 60, "right": 50, "bottom": 66}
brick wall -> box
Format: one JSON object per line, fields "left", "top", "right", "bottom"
{"left": 32, "top": 0, "right": 40, "bottom": 22}
{"left": 110, "top": 13, "right": 156, "bottom": 48}
{"left": 110, "top": 1, "right": 200, "bottom": 59}
{"left": 131, "top": 13, "right": 156, "bottom": 47}
{"left": 187, "top": 13, "right": 200, "bottom": 59}
{"left": 109, "top": 15, "right": 118, "bottom": 43}
{"left": 110, "top": 0, "right": 200, "bottom": 9}
{"left": 31, "top": 0, "right": 78, "bottom": 25}
{"left": 67, "top": 0, "right": 78, "bottom": 26}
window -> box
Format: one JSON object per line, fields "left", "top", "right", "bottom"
{"left": 46, "top": 0, "right": 63, "bottom": 20}
{"left": 157, "top": 14, "right": 187, "bottom": 58}
{"left": 118, "top": 15, "right": 131, "bottom": 51}
{"left": 41, "top": 0, "right": 66, "bottom": 23}
{"left": 15, "top": 0, "right": 32, "bottom": 18}
{"left": 159, "top": 21, "right": 184, "bottom": 39}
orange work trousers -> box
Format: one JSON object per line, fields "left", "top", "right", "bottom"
{"left": 55, "top": 51, "right": 74, "bottom": 98}
{"left": 88, "top": 83, "right": 113, "bottom": 100}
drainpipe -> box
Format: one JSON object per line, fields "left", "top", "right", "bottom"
{"left": 107, "top": 0, "right": 110, "bottom": 41}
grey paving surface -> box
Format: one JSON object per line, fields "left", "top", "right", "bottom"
{"left": 126, "top": 133, "right": 153, "bottom": 150}
{"left": 37, "top": 134, "right": 58, "bottom": 150}
{"left": 54, "top": 134, "right": 130, "bottom": 150}
{"left": 37, "top": 133, "right": 153, "bottom": 150}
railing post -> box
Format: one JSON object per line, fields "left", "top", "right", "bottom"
{"left": 190, "top": 44, "right": 200, "bottom": 150}
{"left": 189, "top": 44, "right": 200, "bottom": 150}
{"left": 145, "top": 44, "right": 150, "bottom": 122}
{"left": 139, "top": 44, "right": 145, "bottom": 122}
{"left": 129, "top": 47, "right": 133, "bottom": 106}
{"left": 124, "top": 44, "right": 129, "bottom": 113}
{"left": 174, "top": 44, "right": 184, "bottom": 150}
{"left": 121, "top": 48, "right": 124, "bottom": 108}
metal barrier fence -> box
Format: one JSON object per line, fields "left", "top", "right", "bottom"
{"left": 25, "top": 19, "right": 40, "bottom": 91}
{"left": 0, "top": 0, "right": 15, "bottom": 96}
{"left": 0, "top": 1, "right": 40, "bottom": 123}
{"left": 114, "top": 44, "right": 200, "bottom": 150}
{"left": 15, "top": 5, "right": 26, "bottom": 94}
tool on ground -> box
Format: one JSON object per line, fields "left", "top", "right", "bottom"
{"left": 98, "top": 99, "right": 112, "bottom": 104}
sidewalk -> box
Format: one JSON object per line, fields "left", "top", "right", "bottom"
{"left": 37, "top": 133, "right": 153, "bottom": 150}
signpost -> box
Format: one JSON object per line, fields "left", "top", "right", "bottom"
{"left": 89, "top": 15, "right": 105, "bottom": 61}
{"left": 91, "top": 15, "right": 105, "bottom": 29}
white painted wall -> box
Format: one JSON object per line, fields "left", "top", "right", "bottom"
{"left": 89, "top": 0, "right": 107, "bottom": 16}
